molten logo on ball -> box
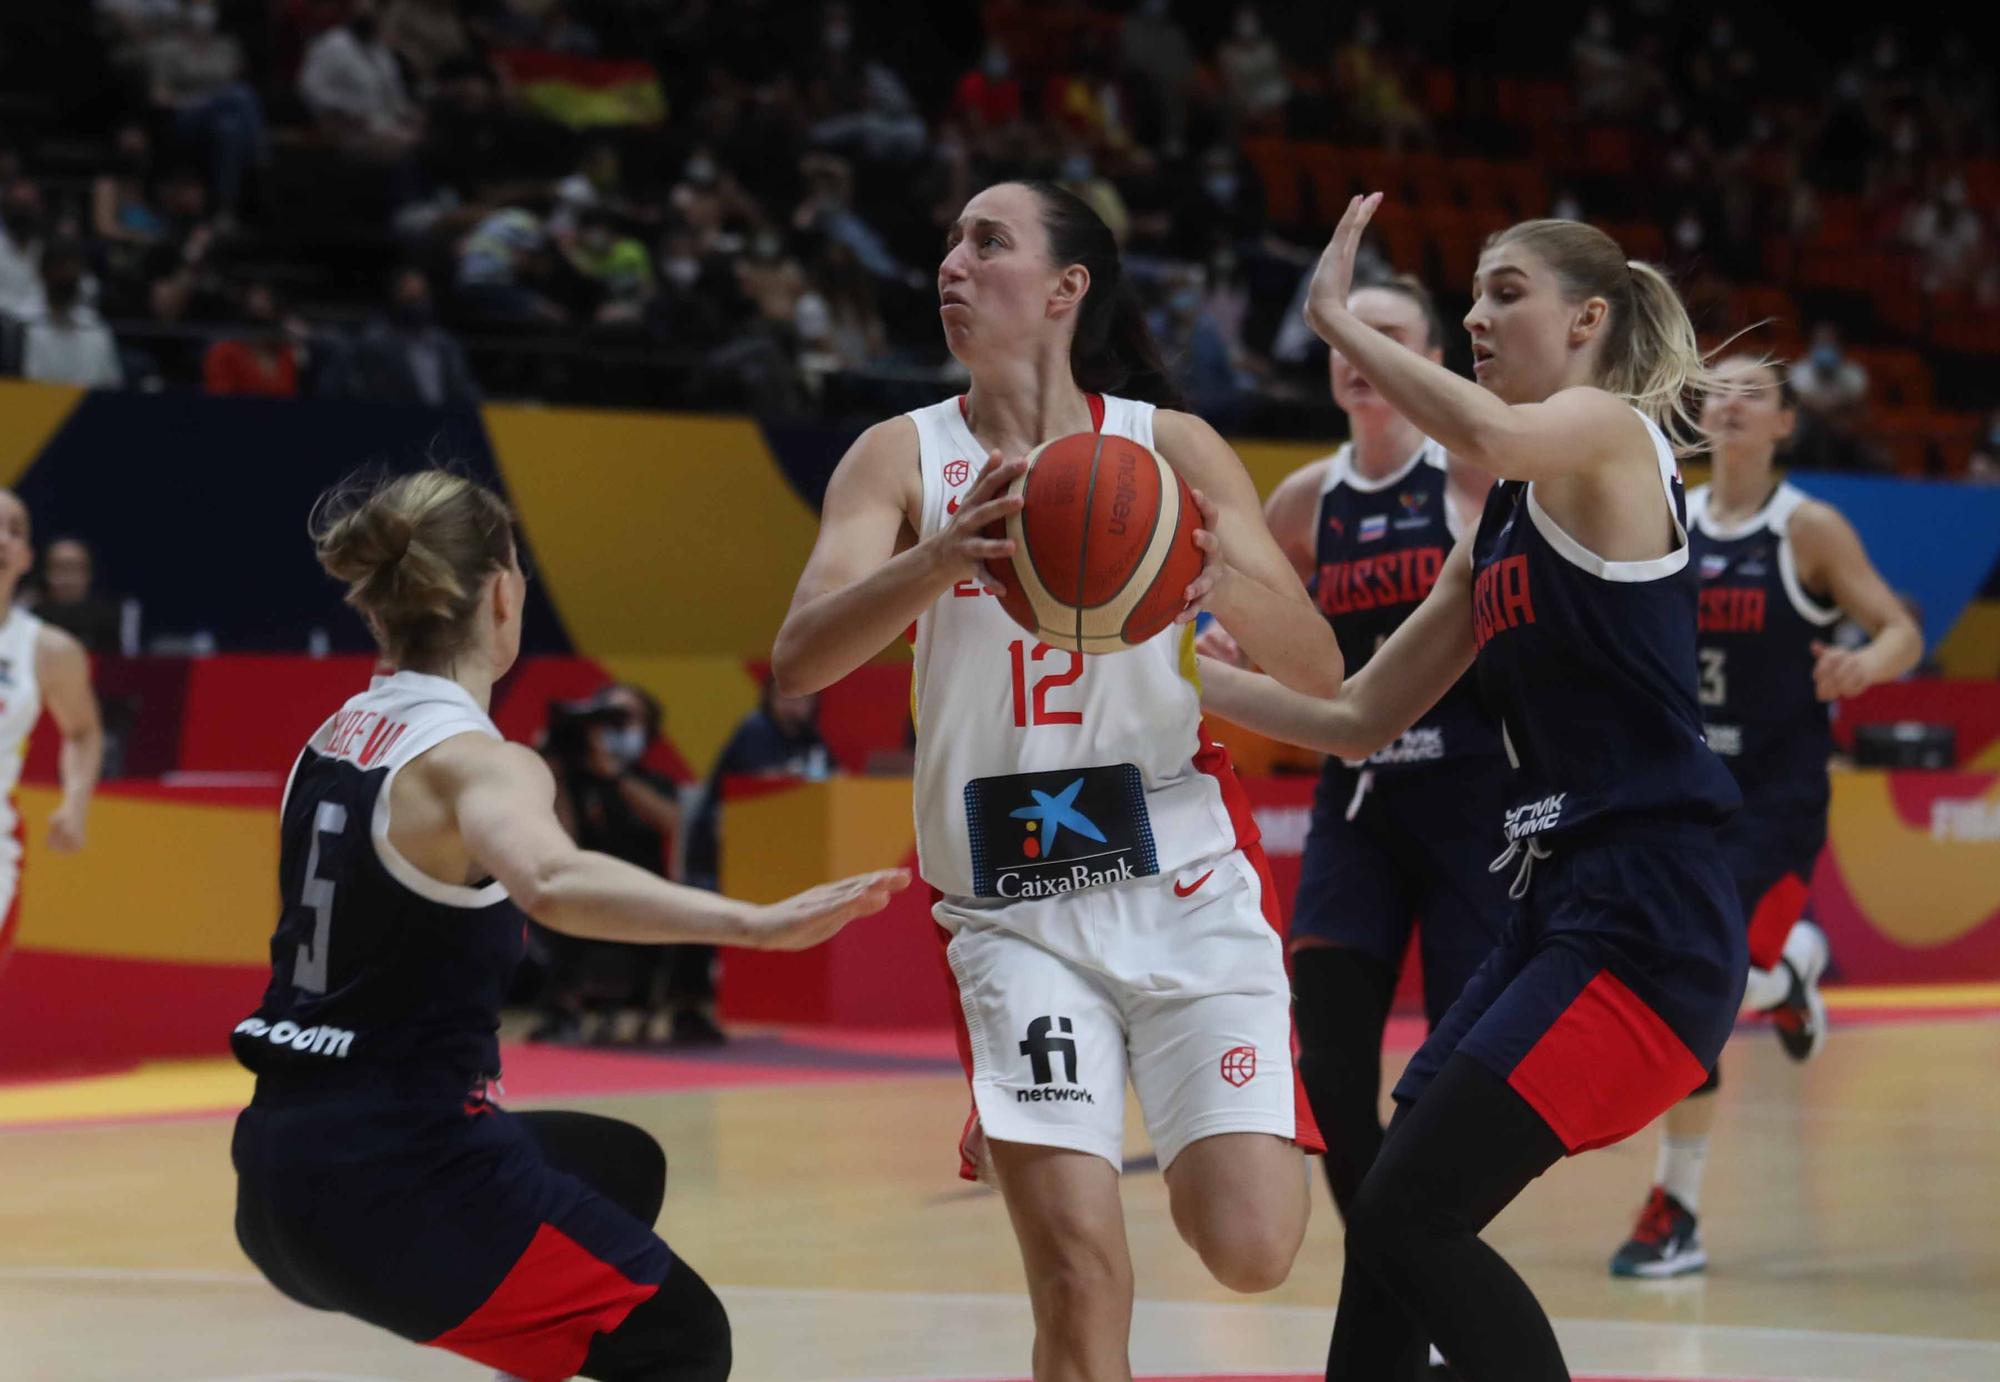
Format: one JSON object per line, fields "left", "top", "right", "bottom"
{"left": 1220, "top": 1045, "right": 1257, "bottom": 1087}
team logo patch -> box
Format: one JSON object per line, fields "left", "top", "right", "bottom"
{"left": 1358, "top": 514, "right": 1388, "bottom": 543}
{"left": 1016, "top": 1016, "right": 1094, "bottom": 1103}
{"left": 943, "top": 458, "right": 971, "bottom": 486}
{"left": 965, "top": 763, "right": 1158, "bottom": 899}
{"left": 1399, "top": 490, "right": 1428, "bottom": 513}
{"left": 1220, "top": 1045, "right": 1257, "bottom": 1087}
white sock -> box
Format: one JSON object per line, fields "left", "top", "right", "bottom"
{"left": 1655, "top": 1133, "right": 1709, "bottom": 1214}
{"left": 1741, "top": 961, "right": 1790, "bottom": 1013}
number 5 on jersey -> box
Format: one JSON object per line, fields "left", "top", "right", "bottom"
{"left": 1010, "top": 639, "right": 1083, "bottom": 728}
{"left": 293, "top": 800, "right": 349, "bottom": 993}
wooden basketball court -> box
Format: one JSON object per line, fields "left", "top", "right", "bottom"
{"left": 3, "top": 988, "right": 1996, "bottom": 1381}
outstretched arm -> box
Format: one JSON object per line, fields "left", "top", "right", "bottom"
{"left": 443, "top": 739, "right": 907, "bottom": 948}
{"left": 1198, "top": 536, "right": 1477, "bottom": 758}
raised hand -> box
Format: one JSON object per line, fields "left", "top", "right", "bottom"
{"left": 1304, "top": 192, "right": 1384, "bottom": 340}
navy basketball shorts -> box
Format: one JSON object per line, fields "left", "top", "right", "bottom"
{"left": 1392, "top": 824, "right": 1748, "bottom": 1154}
{"left": 1290, "top": 756, "right": 1513, "bottom": 1025}
{"left": 233, "top": 1084, "right": 672, "bottom": 1381}
{"left": 1717, "top": 800, "right": 1828, "bottom": 972}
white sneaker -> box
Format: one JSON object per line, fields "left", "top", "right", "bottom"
{"left": 1773, "top": 921, "right": 1830, "bottom": 1062}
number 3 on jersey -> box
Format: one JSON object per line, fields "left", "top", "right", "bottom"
{"left": 1697, "top": 647, "right": 1726, "bottom": 708}
{"left": 1010, "top": 639, "right": 1083, "bottom": 728}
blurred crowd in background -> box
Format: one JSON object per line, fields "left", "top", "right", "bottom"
{"left": 0, "top": 0, "right": 1992, "bottom": 475}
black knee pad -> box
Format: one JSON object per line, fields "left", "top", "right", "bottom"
{"left": 1692, "top": 1062, "right": 1721, "bottom": 1096}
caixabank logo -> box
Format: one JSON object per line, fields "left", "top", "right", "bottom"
{"left": 965, "top": 763, "right": 1160, "bottom": 899}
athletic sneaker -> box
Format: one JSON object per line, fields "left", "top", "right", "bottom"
{"left": 1610, "top": 1186, "right": 1706, "bottom": 1278}
{"left": 1771, "top": 920, "right": 1830, "bottom": 1063}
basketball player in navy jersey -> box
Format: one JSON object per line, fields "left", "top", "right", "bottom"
{"left": 1609, "top": 356, "right": 1919, "bottom": 1277}
{"left": 1201, "top": 275, "right": 1509, "bottom": 1224}
{"left": 231, "top": 470, "right": 907, "bottom": 1381}
{"left": 1203, "top": 198, "right": 1751, "bottom": 1381}
{"left": 777, "top": 180, "right": 1341, "bottom": 1380}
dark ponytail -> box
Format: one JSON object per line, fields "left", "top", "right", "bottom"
{"left": 1017, "top": 180, "right": 1184, "bottom": 409}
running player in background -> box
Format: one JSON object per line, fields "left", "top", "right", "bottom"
{"left": 231, "top": 470, "right": 906, "bottom": 1381}
{"left": 1609, "top": 356, "right": 1921, "bottom": 1278}
{"left": 0, "top": 489, "right": 103, "bottom": 977}
{"left": 1202, "top": 200, "right": 1749, "bottom": 1381}
{"left": 775, "top": 180, "right": 1340, "bottom": 1379}
{"left": 1199, "top": 274, "right": 1508, "bottom": 1220}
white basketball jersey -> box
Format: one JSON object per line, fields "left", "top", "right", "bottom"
{"left": 0, "top": 607, "right": 44, "bottom": 797}
{"left": 908, "top": 395, "right": 1245, "bottom": 902}
{"left": 0, "top": 605, "right": 43, "bottom": 862}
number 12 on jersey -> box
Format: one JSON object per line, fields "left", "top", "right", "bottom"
{"left": 1009, "top": 639, "right": 1083, "bottom": 728}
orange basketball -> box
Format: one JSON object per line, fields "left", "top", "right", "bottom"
{"left": 982, "top": 432, "right": 1204, "bottom": 654}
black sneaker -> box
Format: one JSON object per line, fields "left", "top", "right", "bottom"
{"left": 669, "top": 1008, "right": 728, "bottom": 1048}
{"left": 1771, "top": 921, "right": 1829, "bottom": 1063}
{"left": 1610, "top": 1186, "right": 1705, "bottom": 1278}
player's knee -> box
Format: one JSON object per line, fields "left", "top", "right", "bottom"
{"left": 1195, "top": 1220, "right": 1299, "bottom": 1294}
{"left": 1028, "top": 1237, "right": 1131, "bottom": 1329}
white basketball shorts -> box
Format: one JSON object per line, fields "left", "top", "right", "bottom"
{"left": 934, "top": 843, "right": 1322, "bottom": 1179}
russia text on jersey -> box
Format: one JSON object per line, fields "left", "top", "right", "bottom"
{"left": 1317, "top": 546, "right": 1446, "bottom": 616}
{"left": 1473, "top": 555, "right": 1536, "bottom": 649}
{"left": 1699, "top": 586, "right": 1767, "bottom": 634}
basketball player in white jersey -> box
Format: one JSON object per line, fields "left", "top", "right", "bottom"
{"left": 0, "top": 489, "right": 103, "bottom": 976}
{"left": 775, "top": 181, "right": 1343, "bottom": 1378}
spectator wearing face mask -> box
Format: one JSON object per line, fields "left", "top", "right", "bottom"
{"left": 325, "top": 268, "right": 481, "bottom": 405}
{"left": 21, "top": 243, "right": 122, "bottom": 389}
{"left": 531, "top": 684, "right": 691, "bottom": 1046}
{"left": 202, "top": 281, "right": 306, "bottom": 397}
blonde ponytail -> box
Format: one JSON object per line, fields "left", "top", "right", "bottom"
{"left": 1485, "top": 221, "right": 1770, "bottom": 454}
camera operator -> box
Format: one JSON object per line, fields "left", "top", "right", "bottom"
{"left": 530, "top": 682, "right": 686, "bottom": 1046}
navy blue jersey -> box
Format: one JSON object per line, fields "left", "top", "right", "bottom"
{"left": 1311, "top": 439, "right": 1500, "bottom": 770}
{"left": 231, "top": 671, "right": 526, "bottom": 1087}
{"left": 1469, "top": 412, "right": 1740, "bottom": 846}
{"left": 1688, "top": 482, "right": 1841, "bottom": 815}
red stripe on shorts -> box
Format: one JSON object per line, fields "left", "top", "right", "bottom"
{"left": 1745, "top": 872, "right": 1809, "bottom": 972}
{"left": 1192, "top": 732, "right": 1315, "bottom": 1152}
{"left": 426, "top": 1222, "right": 658, "bottom": 1382}
{"left": 932, "top": 887, "right": 984, "bottom": 1182}
{"left": 1242, "top": 840, "right": 1325, "bottom": 1155}
{"left": 1192, "top": 724, "right": 1262, "bottom": 853}
{"left": 1506, "top": 970, "right": 1707, "bottom": 1154}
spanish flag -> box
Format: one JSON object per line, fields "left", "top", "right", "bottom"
{"left": 493, "top": 49, "right": 665, "bottom": 129}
